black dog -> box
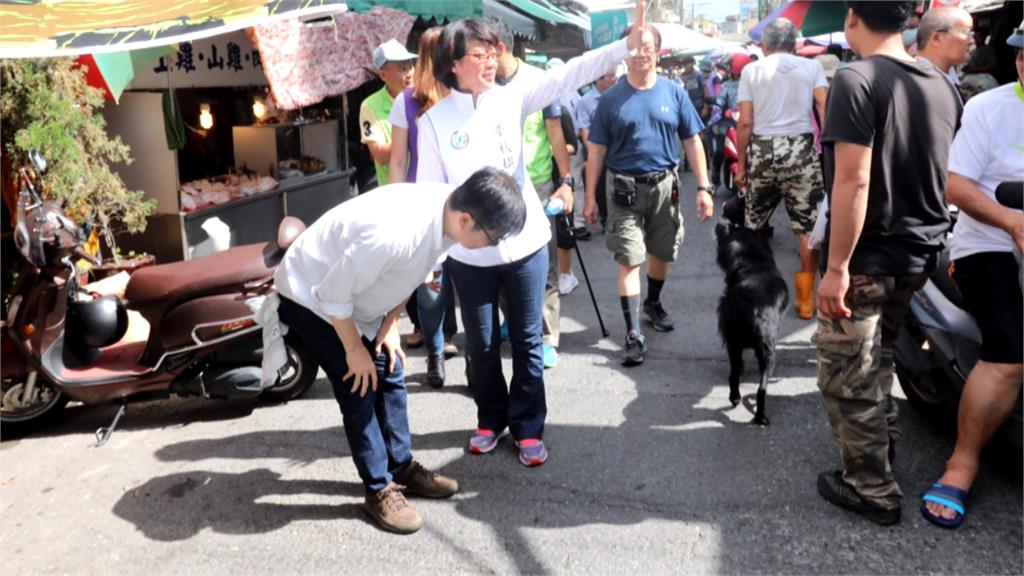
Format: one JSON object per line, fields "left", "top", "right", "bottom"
{"left": 714, "top": 220, "right": 789, "bottom": 425}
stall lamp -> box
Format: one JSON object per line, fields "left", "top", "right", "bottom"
{"left": 199, "top": 103, "right": 214, "bottom": 129}
{"left": 252, "top": 99, "right": 267, "bottom": 121}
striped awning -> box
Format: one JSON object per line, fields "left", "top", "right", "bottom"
{"left": 0, "top": 0, "right": 349, "bottom": 59}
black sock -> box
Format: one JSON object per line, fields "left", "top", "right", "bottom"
{"left": 621, "top": 294, "right": 641, "bottom": 335}
{"left": 646, "top": 277, "right": 665, "bottom": 304}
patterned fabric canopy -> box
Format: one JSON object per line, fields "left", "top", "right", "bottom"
{"left": 248, "top": 6, "right": 414, "bottom": 109}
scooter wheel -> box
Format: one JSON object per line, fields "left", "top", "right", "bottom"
{"left": 1, "top": 373, "right": 69, "bottom": 435}
{"left": 260, "top": 335, "right": 318, "bottom": 403}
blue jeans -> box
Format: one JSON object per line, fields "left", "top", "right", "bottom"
{"left": 416, "top": 267, "right": 453, "bottom": 356}
{"left": 447, "top": 247, "right": 548, "bottom": 440}
{"left": 278, "top": 296, "right": 412, "bottom": 493}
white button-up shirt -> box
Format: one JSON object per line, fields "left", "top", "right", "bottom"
{"left": 274, "top": 184, "right": 455, "bottom": 338}
{"left": 416, "top": 39, "right": 629, "bottom": 267}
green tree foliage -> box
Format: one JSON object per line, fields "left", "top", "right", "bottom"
{"left": 0, "top": 58, "right": 156, "bottom": 263}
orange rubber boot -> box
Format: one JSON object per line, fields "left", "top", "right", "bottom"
{"left": 794, "top": 271, "right": 816, "bottom": 320}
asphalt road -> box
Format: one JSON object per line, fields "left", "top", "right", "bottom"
{"left": 2, "top": 173, "right": 1021, "bottom": 575}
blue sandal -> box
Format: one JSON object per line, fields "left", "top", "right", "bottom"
{"left": 921, "top": 482, "right": 969, "bottom": 528}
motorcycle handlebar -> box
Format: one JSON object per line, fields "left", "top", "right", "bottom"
{"left": 73, "top": 246, "right": 101, "bottom": 267}
{"left": 995, "top": 182, "right": 1023, "bottom": 210}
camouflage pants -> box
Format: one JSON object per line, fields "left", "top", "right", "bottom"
{"left": 745, "top": 134, "right": 824, "bottom": 235}
{"left": 813, "top": 273, "right": 927, "bottom": 509}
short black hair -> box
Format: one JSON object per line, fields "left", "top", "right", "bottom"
{"left": 484, "top": 16, "right": 515, "bottom": 53}
{"left": 846, "top": 1, "right": 915, "bottom": 34}
{"left": 619, "top": 24, "right": 662, "bottom": 51}
{"left": 449, "top": 167, "right": 525, "bottom": 241}
{"left": 433, "top": 19, "right": 501, "bottom": 90}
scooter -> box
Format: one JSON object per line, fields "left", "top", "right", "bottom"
{"left": 893, "top": 181, "right": 1023, "bottom": 450}
{"left": 1, "top": 151, "right": 318, "bottom": 443}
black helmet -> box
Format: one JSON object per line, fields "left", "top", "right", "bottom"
{"left": 67, "top": 295, "right": 128, "bottom": 349}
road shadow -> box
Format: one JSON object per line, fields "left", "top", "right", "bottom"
{"left": 111, "top": 468, "right": 363, "bottom": 541}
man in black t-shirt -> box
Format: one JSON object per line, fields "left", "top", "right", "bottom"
{"left": 813, "top": 1, "right": 961, "bottom": 526}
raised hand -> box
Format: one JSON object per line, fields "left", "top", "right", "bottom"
{"left": 627, "top": 0, "right": 647, "bottom": 52}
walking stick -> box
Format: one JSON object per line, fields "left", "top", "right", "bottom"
{"left": 562, "top": 214, "right": 609, "bottom": 338}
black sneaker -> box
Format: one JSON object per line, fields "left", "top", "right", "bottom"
{"left": 621, "top": 332, "right": 647, "bottom": 367}
{"left": 816, "top": 470, "right": 901, "bottom": 526}
{"left": 572, "top": 226, "right": 592, "bottom": 241}
{"left": 643, "top": 300, "right": 675, "bottom": 332}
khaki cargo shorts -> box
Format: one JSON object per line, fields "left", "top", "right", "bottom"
{"left": 745, "top": 134, "right": 824, "bottom": 235}
{"left": 604, "top": 169, "right": 685, "bottom": 267}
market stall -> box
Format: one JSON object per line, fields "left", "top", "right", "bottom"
{"left": 98, "top": 7, "right": 413, "bottom": 262}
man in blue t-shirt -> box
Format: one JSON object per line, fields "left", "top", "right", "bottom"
{"left": 583, "top": 24, "right": 714, "bottom": 367}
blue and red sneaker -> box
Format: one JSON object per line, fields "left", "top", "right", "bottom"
{"left": 469, "top": 429, "right": 499, "bottom": 454}
{"left": 516, "top": 439, "right": 548, "bottom": 467}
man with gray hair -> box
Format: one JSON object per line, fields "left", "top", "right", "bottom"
{"left": 917, "top": 6, "right": 975, "bottom": 99}
{"left": 736, "top": 17, "right": 828, "bottom": 319}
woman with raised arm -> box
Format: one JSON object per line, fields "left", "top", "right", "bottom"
{"left": 415, "top": 2, "right": 646, "bottom": 467}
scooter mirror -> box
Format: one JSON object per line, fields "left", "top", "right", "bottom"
{"left": 28, "top": 149, "right": 47, "bottom": 174}
{"left": 995, "top": 181, "right": 1023, "bottom": 210}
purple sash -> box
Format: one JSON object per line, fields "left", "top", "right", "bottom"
{"left": 403, "top": 88, "right": 421, "bottom": 182}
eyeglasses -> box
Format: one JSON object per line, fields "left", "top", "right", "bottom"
{"left": 940, "top": 27, "right": 974, "bottom": 38}
{"left": 462, "top": 49, "right": 498, "bottom": 64}
{"left": 477, "top": 226, "right": 501, "bottom": 247}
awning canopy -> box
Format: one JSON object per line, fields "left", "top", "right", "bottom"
{"left": 505, "top": 0, "right": 591, "bottom": 31}
{"left": 0, "top": 0, "right": 348, "bottom": 59}
{"left": 484, "top": 0, "right": 540, "bottom": 40}
{"left": 346, "top": 0, "right": 482, "bottom": 20}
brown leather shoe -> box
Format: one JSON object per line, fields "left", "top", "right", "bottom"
{"left": 394, "top": 460, "right": 459, "bottom": 499}
{"left": 364, "top": 482, "right": 423, "bottom": 534}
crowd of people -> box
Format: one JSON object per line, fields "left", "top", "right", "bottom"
{"left": 273, "top": 0, "right": 1022, "bottom": 536}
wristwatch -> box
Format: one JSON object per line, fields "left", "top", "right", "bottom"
{"left": 559, "top": 175, "right": 576, "bottom": 188}
{"left": 696, "top": 185, "right": 714, "bottom": 194}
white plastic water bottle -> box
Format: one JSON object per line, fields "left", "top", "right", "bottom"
{"left": 545, "top": 198, "right": 565, "bottom": 217}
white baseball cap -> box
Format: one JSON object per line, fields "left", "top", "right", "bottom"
{"left": 373, "top": 39, "right": 417, "bottom": 71}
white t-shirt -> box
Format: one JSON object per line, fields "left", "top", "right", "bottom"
{"left": 389, "top": 90, "right": 410, "bottom": 130}
{"left": 949, "top": 82, "right": 1024, "bottom": 260}
{"left": 274, "top": 183, "right": 455, "bottom": 338}
{"left": 738, "top": 53, "right": 827, "bottom": 136}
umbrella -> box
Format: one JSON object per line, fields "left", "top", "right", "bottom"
{"left": 75, "top": 46, "right": 174, "bottom": 104}
{"left": 749, "top": 0, "right": 847, "bottom": 41}
{"left": 652, "top": 23, "right": 723, "bottom": 57}
{"left": 804, "top": 32, "right": 849, "bottom": 48}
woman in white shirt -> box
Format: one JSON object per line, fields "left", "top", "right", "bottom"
{"left": 415, "top": 7, "right": 644, "bottom": 466}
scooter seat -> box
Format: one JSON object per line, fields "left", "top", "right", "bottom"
{"left": 125, "top": 243, "right": 274, "bottom": 310}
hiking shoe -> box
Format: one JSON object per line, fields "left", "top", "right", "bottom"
{"left": 394, "top": 460, "right": 459, "bottom": 499}
{"left": 364, "top": 482, "right": 423, "bottom": 534}
{"left": 817, "top": 470, "right": 901, "bottom": 526}
{"left": 543, "top": 344, "right": 559, "bottom": 369}
{"left": 558, "top": 272, "right": 580, "bottom": 295}
{"left": 643, "top": 300, "right": 675, "bottom": 332}
{"left": 621, "top": 332, "right": 647, "bottom": 367}
{"left": 469, "top": 428, "right": 499, "bottom": 454}
{"left": 517, "top": 439, "right": 548, "bottom": 467}
{"left": 426, "top": 353, "right": 445, "bottom": 388}
{"left": 443, "top": 340, "right": 458, "bottom": 359}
